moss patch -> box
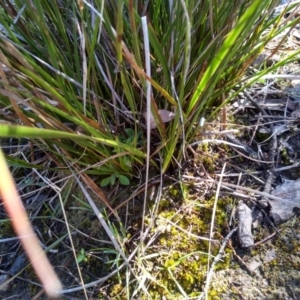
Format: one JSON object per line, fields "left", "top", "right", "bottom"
{"left": 106, "top": 182, "right": 234, "bottom": 299}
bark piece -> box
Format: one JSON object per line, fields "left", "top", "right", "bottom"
{"left": 236, "top": 202, "right": 254, "bottom": 248}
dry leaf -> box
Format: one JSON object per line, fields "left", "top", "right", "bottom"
{"left": 269, "top": 179, "right": 300, "bottom": 225}
{"left": 143, "top": 109, "right": 175, "bottom": 129}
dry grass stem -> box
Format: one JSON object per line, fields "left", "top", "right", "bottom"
{"left": 0, "top": 149, "right": 62, "bottom": 298}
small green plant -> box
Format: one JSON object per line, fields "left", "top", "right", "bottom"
{"left": 100, "top": 172, "right": 130, "bottom": 186}
{"left": 119, "top": 128, "right": 142, "bottom": 146}
{"left": 76, "top": 248, "right": 88, "bottom": 264}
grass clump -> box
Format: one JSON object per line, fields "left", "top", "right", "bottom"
{"left": 0, "top": 0, "right": 299, "bottom": 177}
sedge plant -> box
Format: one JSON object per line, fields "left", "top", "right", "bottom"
{"left": 0, "top": 1, "right": 299, "bottom": 179}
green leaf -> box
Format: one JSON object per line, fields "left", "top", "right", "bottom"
{"left": 100, "top": 176, "right": 113, "bottom": 187}
{"left": 110, "top": 174, "right": 116, "bottom": 185}
{"left": 76, "top": 249, "right": 86, "bottom": 264}
{"left": 118, "top": 174, "right": 130, "bottom": 186}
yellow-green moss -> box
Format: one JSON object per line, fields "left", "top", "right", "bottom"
{"left": 106, "top": 183, "right": 235, "bottom": 298}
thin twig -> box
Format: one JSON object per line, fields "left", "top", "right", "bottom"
{"left": 252, "top": 229, "right": 281, "bottom": 247}
{"left": 200, "top": 227, "right": 238, "bottom": 300}
{"left": 227, "top": 239, "right": 261, "bottom": 277}
{"left": 204, "top": 163, "right": 226, "bottom": 300}
{"left": 183, "top": 175, "right": 293, "bottom": 202}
